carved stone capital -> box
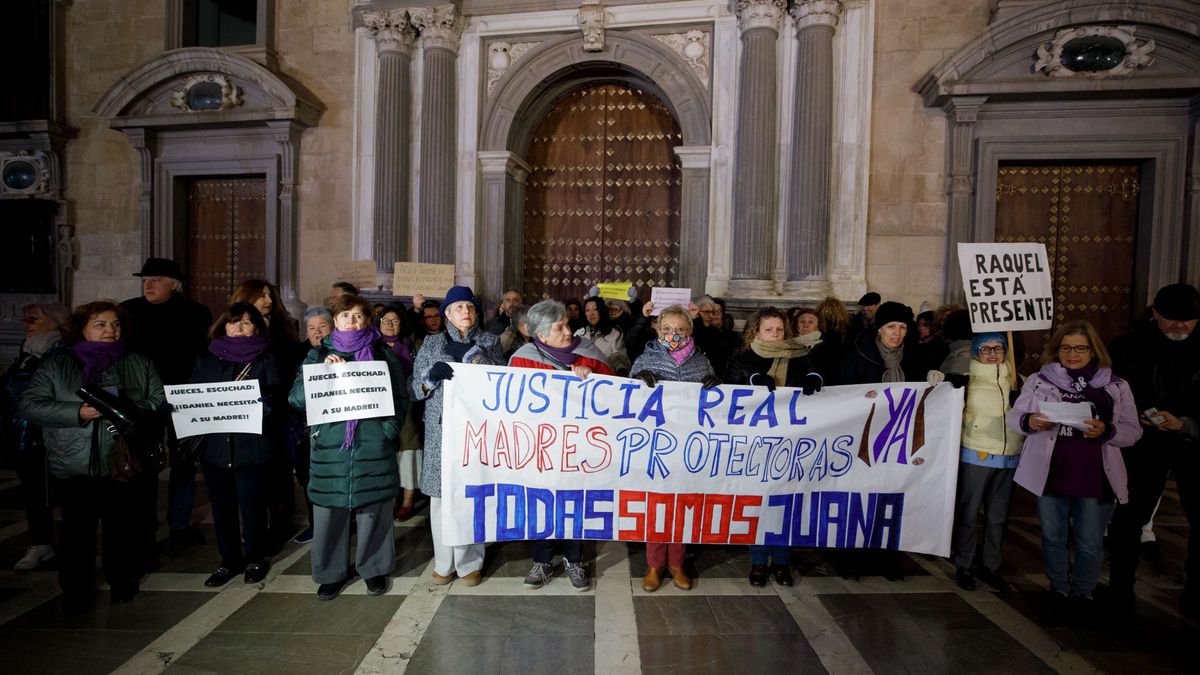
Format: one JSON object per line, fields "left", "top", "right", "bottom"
{"left": 736, "top": 0, "right": 787, "bottom": 33}
{"left": 486, "top": 41, "right": 541, "bottom": 94}
{"left": 363, "top": 10, "right": 418, "bottom": 56}
{"left": 577, "top": 1, "right": 607, "bottom": 53}
{"left": 790, "top": 0, "right": 842, "bottom": 32}
{"left": 942, "top": 96, "right": 987, "bottom": 124}
{"left": 411, "top": 5, "right": 463, "bottom": 54}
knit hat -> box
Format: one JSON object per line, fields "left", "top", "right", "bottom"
{"left": 1153, "top": 283, "right": 1200, "bottom": 321}
{"left": 873, "top": 301, "right": 913, "bottom": 329}
{"left": 439, "top": 285, "right": 481, "bottom": 315}
{"left": 858, "top": 292, "right": 881, "bottom": 307}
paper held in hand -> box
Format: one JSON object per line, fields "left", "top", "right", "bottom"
{"left": 392, "top": 262, "right": 456, "bottom": 298}
{"left": 597, "top": 282, "right": 633, "bottom": 301}
{"left": 649, "top": 287, "right": 692, "bottom": 315}
{"left": 302, "top": 361, "right": 395, "bottom": 426}
{"left": 164, "top": 380, "right": 263, "bottom": 439}
{"left": 1037, "top": 401, "right": 1094, "bottom": 431}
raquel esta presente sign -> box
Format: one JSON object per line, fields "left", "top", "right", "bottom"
{"left": 957, "top": 242, "right": 1054, "bottom": 332}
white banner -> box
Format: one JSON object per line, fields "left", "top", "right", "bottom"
{"left": 301, "top": 361, "right": 395, "bottom": 426}
{"left": 440, "top": 364, "right": 963, "bottom": 556}
{"left": 164, "top": 380, "right": 263, "bottom": 439}
{"left": 958, "top": 242, "right": 1054, "bottom": 332}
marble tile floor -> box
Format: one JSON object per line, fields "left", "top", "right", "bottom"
{"left": 0, "top": 470, "right": 1195, "bottom": 674}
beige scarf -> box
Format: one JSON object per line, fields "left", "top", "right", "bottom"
{"left": 876, "top": 335, "right": 905, "bottom": 383}
{"left": 750, "top": 338, "right": 810, "bottom": 387}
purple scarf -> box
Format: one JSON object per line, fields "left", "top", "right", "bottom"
{"left": 667, "top": 338, "right": 696, "bottom": 366}
{"left": 533, "top": 336, "right": 582, "bottom": 368}
{"left": 331, "top": 326, "right": 383, "bottom": 449}
{"left": 380, "top": 335, "right": 414, "bottom": 377}
{"left": 209, "top": 333, "right": 270, "bottom": 364}
{"left": 72, "top": 340, "right": 127, "bottom": 386}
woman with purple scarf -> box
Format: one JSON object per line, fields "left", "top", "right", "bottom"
{"left": 1008, "top": 320, "right": 1142, "bottom": 615}
{"left": 20, "top": 301, "right": 164, "bottom": 611}
{"left": 190, "top": 303, "right": 283, "bottom": 588}
{"left": 288, "top": 294, "right": 408, "bottom": 601}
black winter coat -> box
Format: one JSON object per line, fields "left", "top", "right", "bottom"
{"left": 1109, "top": 320, "right": 1200, "bottom": 444}
{"left": 189, "top": 350, "right": 285, "bottom": 468}
{"left": 725, "top": 348, "right": 816, "bottom": 388}
{"left": 837, "top": 329, "right": 926, "bottom": 385}
{"left": 121, "top": 294, "right": 212, "bottom": 386}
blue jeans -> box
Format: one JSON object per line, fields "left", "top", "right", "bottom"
{"left": 750, "top": 545, "right": 791, "bottom": 566}
{"left": 1036, "top": 495, "right": 1115, "bottom": 598}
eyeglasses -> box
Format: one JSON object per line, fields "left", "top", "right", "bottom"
{"left": 1058, "top": 345, "right": 1092, "bottom": 354}
{"left": 977, "top": 346, "right": 1006, "bottom": 355}
{"left": 379, "top": 319, "right": 401, "bottom": 326}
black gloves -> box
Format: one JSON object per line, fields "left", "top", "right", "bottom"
{"left": 444, "top": 340, "right": 474, "bottom": 361}
{"left": 634, "top": 370, "right": 659, "bottom": 388}
{"left": 749, "top": 372, "right": 776, "bottom": 391}
{"left": 428, "top": 362, "right": 455, "bottom": 383}
{"left": 701, "top": 374, "right": 722, "bottom": 389}
{"left": 946, "top": 373, "right": 970, "bottom": 389}
{"left": 803, "top": 372, "right": 823, "bottom": 396}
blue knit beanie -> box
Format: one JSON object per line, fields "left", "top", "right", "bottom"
{"left": 439, "top": 285, "right": 481, "bottom": 314}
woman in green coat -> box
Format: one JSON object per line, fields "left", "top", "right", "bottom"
{"left": 289, "top": 294, "right": 408, "bottom": 600}
{"left": 20, "top": 301, "right": 164, "bottom": 611}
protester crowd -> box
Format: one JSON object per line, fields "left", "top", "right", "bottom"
{"left": 1, "top": 257, "right": 1197, "bottom": 625}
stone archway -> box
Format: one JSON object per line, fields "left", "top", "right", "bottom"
{"left": 475, "top": 32, "right": 712, "bottom": 302}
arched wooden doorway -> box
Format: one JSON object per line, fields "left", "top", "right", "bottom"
{"left": 522, "top": 83, "right": 682, "bottom": 301}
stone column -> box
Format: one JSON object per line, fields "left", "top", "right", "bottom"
{"left": 730, "top": 0, "right": 786, "bottom": 293}
{"left": 123, "top": 128, "right": 156, "bottom": 259}
{"left": 674, "top": 146, "right": 713, "bottom": 294}
{"left": 478, "top": 151, "right": 531, "bottom": 301}
{"left": 411, "top": 5, "right": 463, "bottom": 265}
{"left": 941, "top": 96, "right": 987, "bottom": 304}
{"left": 364, "top": 10, "right": 417, "bottom": 273}
{"left": 268, "top": 121, "right": 306, "bottom": 318}
{"left": 785, "top": 0, "right": 841, "bottom": 282}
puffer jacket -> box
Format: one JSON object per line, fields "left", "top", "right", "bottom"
{"left": 630, "top": 339, "right": 714, "bottom": 384}
{"left": 1006, "top": 362, "right": 1142, "bottom": 502}
{"left": 0, "top": 341, "right": 66, "bottom": 460}
{"left": 961, "top": 359, "right": 1024, "bottom": 455}
{"left": 190, "top": 350, "right": 284, "bottom": 469}
{"left": 288, "top": 338, "right": 409, "bottom": 509}
{"left": 409, "top": 324, "right": 504, "bottom": 498}
{"left": 19, "top": 349, "right": 164, "bottom": 479}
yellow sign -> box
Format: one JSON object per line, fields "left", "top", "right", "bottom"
{"left": 597, "top": 282, "right": 633, "bottom": 300}
{"left": 392, "top": 262, "right": 457, "bottom": 298}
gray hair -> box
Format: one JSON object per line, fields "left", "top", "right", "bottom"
{"left": 526, "top": 299, "right": 566, "bottom": 339}
{"left": 695, "top": 295, "right": 718, "bottom": 308}
{"left": 23, "top": 302, "right": 70, "bottom": 332}
{"left": 303, "top": 307, "right": 333, "bottom": 324}
{"left": 509, "top": 304, "right": 530, "bottom": 329}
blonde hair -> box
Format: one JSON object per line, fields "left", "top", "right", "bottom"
{"left": 657, "top": 305, "right": 692, "bottom": 333}
{"left": 816, "top": 296, "right": 850, "bottom": 336}
{"left": 1042, "top": 319, "right": 1111, "bottom": 369}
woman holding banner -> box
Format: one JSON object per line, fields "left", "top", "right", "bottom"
{"left": 410, "top": 286, "right": 505, "bottom": 586}
{"left": 288, "top": 294, "right": 408, "bottom": 600}
{"left": 20, "top": 301, "right": 164, "bottom": 611}
{"left": 189, "top": 303, "right": 283, "bottom": 588}
{"left": 727, "top": 307, "right": 824, "bottom": 587}
{"left": 630, "top": 304, "right": 722, "bottom": 592}
{"left": 508, "top": 299, "right": 615, "bottom": 591}
{"left": 1008, "top": 320, "right": 1141, "bottom": 612}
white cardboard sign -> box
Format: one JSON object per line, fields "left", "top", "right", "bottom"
{"left": 648, "top": 287, "right": 692, "bottom": 315}
{"left": 957, "top": 242, "right": 1054, "bottom": 332}
{"left": 164, "top": 380, "right": 263, "bottom": 439}
{"left": 301, "top": 361, "right": 395, "bottom": 426}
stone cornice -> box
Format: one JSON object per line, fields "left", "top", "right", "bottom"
{"left": 411, "top": 5, "right": 464, "bottom": 54}
{"left": 736, "top": 0, "right": 787, "bottom": 33}
{"left": 363, "top": 9, "right": 418, "bottom": 55}
{"left": 790, "top": 0, "right": 842, "bottom": 32}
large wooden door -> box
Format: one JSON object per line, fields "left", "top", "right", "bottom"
{"left": 994, "top": 164, "right": 1140, "bottom": 372}
{"left": 185, "top": 176, "right": 267, "bottom": 316}
{"left": 523, "top": 83, "right": 682, "bottom": 301}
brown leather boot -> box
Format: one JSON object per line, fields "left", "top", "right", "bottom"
{"left": 668, "top": 565, "right": 692, "bottom": 590}
{"left": 642, "top": 566, "right": 662, "bottom": 592}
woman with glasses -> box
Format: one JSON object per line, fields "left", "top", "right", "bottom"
{"left": 377, "top": 305, "right": 422, "bottom": 521}
{"left": 950, "top": 333, "right": 1024, "bottom": 593}
{"left": 1008, "top": 320, "right": 1142, "bottom": 613}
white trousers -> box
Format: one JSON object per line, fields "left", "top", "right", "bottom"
{"left": 429, "top": 497, "right": 485, "bottom": 576}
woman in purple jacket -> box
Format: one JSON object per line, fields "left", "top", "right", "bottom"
{"left": 1007, "top": 320, "right": 1142, "bottom": 609}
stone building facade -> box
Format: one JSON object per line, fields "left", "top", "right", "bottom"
{"left": 2, "top": 0, "right": 1198, "bottom": 351}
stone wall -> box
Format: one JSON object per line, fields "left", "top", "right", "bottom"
{"left": 866, "top": 0, "right": 990, "bottom": 310}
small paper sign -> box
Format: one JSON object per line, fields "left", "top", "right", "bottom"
{"left": 302, "top": 361, "right": 395, "bottom": 426}
{"left": 332, "top": 260, "right": 378, "bottom": 291}
{"left": 648, "top": 287, "right": 692, "bottom": 315}
{"left": 392, "top": 262, "right": 456, "bottom": 298}
{"left": 164, "top": 380, "right": 263, "bottom": 439}
{"left": 597, "top": 282, "right": 633, "bottom": 301}
{"left": 957, "top": 243, "right": 1054, "bottom": 332}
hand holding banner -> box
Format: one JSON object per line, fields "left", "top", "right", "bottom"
{"left": 164, "top": 380, "right": 263, "bottom": 439}
{"left": 301, "top": 361, "right": 395, "bottom": 426}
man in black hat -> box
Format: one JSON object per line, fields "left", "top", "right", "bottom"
{"left": 121, "top": 258, "right": 213, "bottom": 553}
{"left": 1108, "top": 283, "right": 1200, "bottom": 615}
{"left": 847, "top": 291, "right": 881, "bottom": 343}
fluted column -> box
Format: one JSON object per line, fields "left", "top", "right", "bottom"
{"left": 786, "top": 0, "right": 841, "bottom": 281}
{"left": 412, "top": 5, "right": 463, "bottom": 264}
{"left": 730, "top": 0, "right": 786, "bottom": 290}
{"left": 364, "top": 10, "right": 417, "bottom": 273}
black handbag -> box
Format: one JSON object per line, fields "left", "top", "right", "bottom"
{"left": 77, "top": 385, "right": 167, "bottom": 481}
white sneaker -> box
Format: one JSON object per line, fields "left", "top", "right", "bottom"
{"left": 14, "top": 545, "right": 54, "bottom": 571}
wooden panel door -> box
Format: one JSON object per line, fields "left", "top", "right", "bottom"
{"left": 523, "top": 83, "right": 682, "bottom": 301}
{"left": 186, "top": 177, "right": 267, "bottom": 316}
{"left": 994, "top": 164, "right": 1140, "bottom": 373}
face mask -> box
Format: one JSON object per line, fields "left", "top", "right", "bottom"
{"left": 658, "top": 333, "right": 691, "bottom": 351}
